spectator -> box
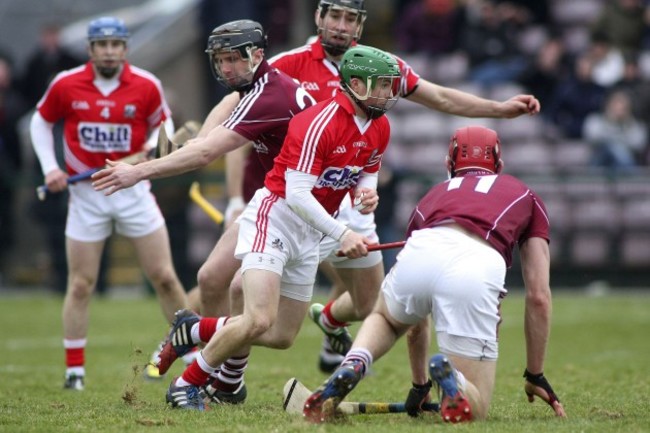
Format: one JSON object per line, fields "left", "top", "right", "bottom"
{"left": 0, "top": 50, "right": 28, "bottom": 282}
{"left": 394, "top": 0, "right": 464, "bottom": 57}
{"left": 517, "top": 33, "right": 572, "bottom": 118}
{"left": 460, "top": 0, "right": 528, "bottom": 87}
{"left": 591, "top": 0, "right": 648, "bottom": 62}
{"left": 493, "top": 0, "right": 551, "bottom": 25}
{"left": 20, "top": 23, "right": 83, "bottom": 107}
{"left": 545, "top": 36, "right": 613, "bottom": 138}
{"left": 583, "top": 89, "right": 648, "bottom": 170}
{"left": 586, "top": 31, "right": 627, "bottom": 88}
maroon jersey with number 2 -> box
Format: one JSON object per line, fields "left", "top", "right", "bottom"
{"left": 223, "top": 60, "right": 316, "bottom": 201}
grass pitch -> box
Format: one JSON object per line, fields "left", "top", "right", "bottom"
{"left": 1, "top": 291, "right": 649, "bottom": 433}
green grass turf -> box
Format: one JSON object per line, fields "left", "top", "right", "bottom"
{"left": 1, "top": 292, "right": 649, "bottom": 433}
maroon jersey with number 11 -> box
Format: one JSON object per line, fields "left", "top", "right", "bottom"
{"left": 407, "top": 174, "right": 550, "bottom": 267}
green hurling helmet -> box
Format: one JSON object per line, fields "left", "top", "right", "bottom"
{"left": 340, "top": 45, "right": 401, "bottom": 119}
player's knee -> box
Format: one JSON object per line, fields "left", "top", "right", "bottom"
{"left": 196, "top": 266, "right": 213, "bottom": 292}
{"left": 197, "top": 262, "right": 233, "bottom": 292}
{"left": 148, "top": 266, "right": 180, "bottom": 292}
{"left": 352, "top": 297, "right": 375, "bottom": 319}
{"left": 266, "top": 333, "right": 296, "bottom": 349}
{"left": 67, "top": 275, "right": 95, "bottom": 300}
{"left": 242, "top": 312, "right": 276, "bottom": 340}
{"left": 257, "top": 325, "right": 299, "bottom": 349}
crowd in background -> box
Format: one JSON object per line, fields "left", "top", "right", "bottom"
{"left": 392, "top": 0, "right": 650, "bottom": 167}
{"left": 2, "top": 0, "right": 650, "bottom": 289}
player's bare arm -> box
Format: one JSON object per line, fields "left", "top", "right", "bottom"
{"left": 406, "top": 317, "right": 431, "bottom": 385}
{"left": 520, "top": 236, "right": 566, "bottom": 418}
{"left": 407, "top": 79, "right": 540, "bottom": 118}
{"left": 404, "top": 316, "right": 433, "bottom": 417}
{"left": 92, "top": 126, "right": 248, "bottom": 195}
{"left": 198, "top": 92, "right": 241, "bottom": 138}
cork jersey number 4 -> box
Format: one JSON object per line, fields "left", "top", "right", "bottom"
{"left": 100, "top": 107, "right": 110, "bottom": 119}
{"left": 447, "top": 175, "right": 497, "bottom": 194}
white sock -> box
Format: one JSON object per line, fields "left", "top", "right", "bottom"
{"left": 66, "top": 367, "right": 85, "bottom": 378}
{"left": 342, "top": 348, "right": 373, "bottom": 376}
{"left": 190, "top": 323, "right": 201, "bottom": 344}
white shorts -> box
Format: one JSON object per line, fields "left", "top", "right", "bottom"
{"left": 382, "top": 227, "right": 507, "bottom": 352}
{"left": 319, "top": 197, "right": 383, "bottom": 269}
{"left": 437, "top": 331, "right": 498, "bottom": 361}
{"left": 235, "top": 188, "right": 320, "bottom": 302}
{"left": 65, "top": 181, "right": 164, "bottom": 242}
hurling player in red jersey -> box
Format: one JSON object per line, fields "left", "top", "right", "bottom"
{"left": 93, "top": 20, "right": 317, "bottom": 405}
{"left": 96, "top": 45, "right": 401, "bottom": 410}
{"left": 29, "top": 17, "right": 189, "bottom": 391}
{"left": 303, "top": 126, "right": 567, "bottom": 423}
{"left": 199, "top": 0, "right": 544, "bottom": 374}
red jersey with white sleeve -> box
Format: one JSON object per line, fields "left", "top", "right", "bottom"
{"left": 223, "top": 60, "right": 316, "bottom": 201}
{"left": 36, "top": 61, "right": 170, "bottom": 176}
{"left": 407, "top": 174, "right": 550, "bottom": 267}
{"left": 265, "top": 92, "right": 389, "bottom": 214}
{"left": 269, "top": 38, "right": 421, "bottom": 102}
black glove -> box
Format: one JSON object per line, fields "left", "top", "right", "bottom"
{"left": 523, "top": 369, "right": 566, "bottom": 417}
{"left": 405, "top": 379, "right": 432, "bottom": 417}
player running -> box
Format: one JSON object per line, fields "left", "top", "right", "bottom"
{"left": 302, "top": 126, "right": 567, "bottom": 423}
{"left": 92, "top": 19, "right": 319, "bottom": 404}
{"left": 96, "top": 45, "right": 401, "bottom": 410}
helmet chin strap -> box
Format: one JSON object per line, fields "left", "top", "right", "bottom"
{"left": 346, "top": 89, "right": 385, "bottom": 120}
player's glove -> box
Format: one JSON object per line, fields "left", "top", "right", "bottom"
{"left": 405, "top": 379, "right": 432, "bottom": 417}
{"left": 523, "top": 369, "right": 567, "bottom": 417}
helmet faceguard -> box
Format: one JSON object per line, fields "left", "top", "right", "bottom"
{"left": 87, "top": 17, "right": 129, "bottom": 44}
{"left": 317, "top": 0, "right": 367, "bottom": 57}
{"left": 87, "top": 17, "right": 129, "bottom": 78}
{"left": 340, "top": 45, "right": 401, "bottom": 119}
{"left": 205, "top": 20, "right": 267, "bottom": 92}
{"left": 446, "top": 126, "right": 503, "bottom": 178}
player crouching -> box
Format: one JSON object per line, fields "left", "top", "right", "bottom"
{"left": 303, "top": 126, "right": 567, "bottom": 423}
